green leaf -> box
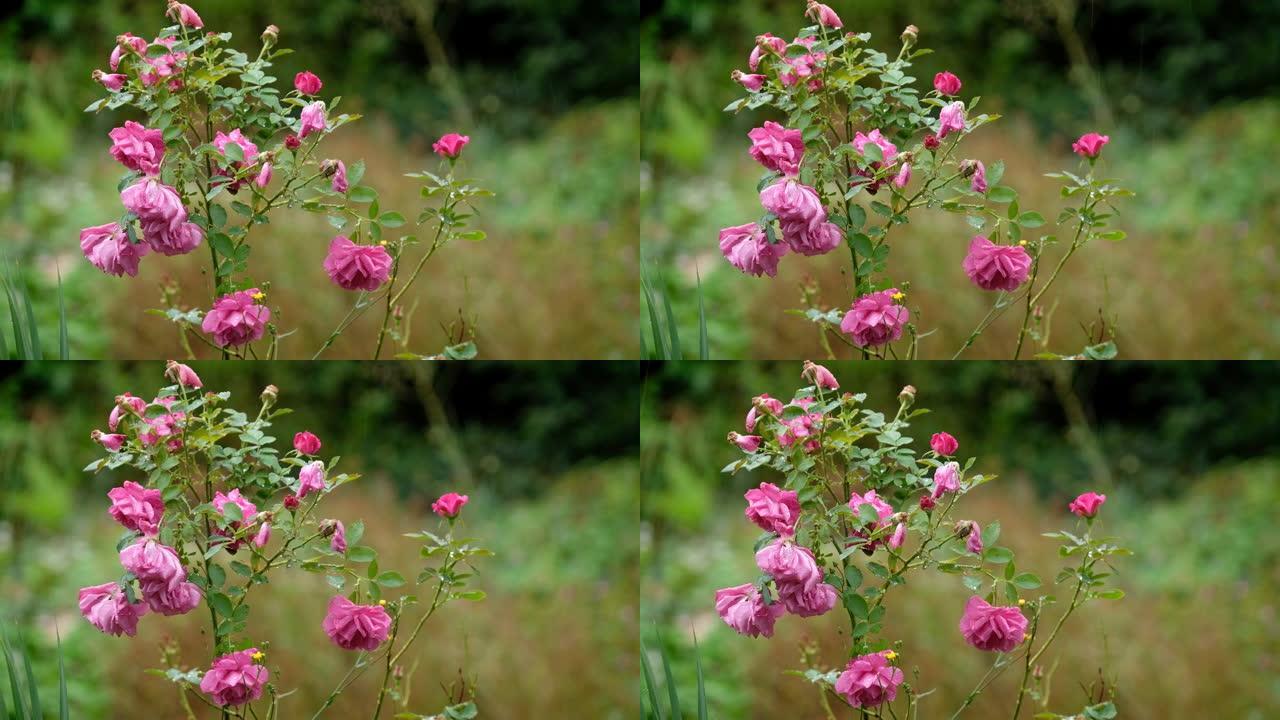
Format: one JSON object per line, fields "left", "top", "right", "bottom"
{"left": 348, "top": 185, "right": 378, "bottom": 203}
{"left": 346, "top": 545, "right": 377, "bottom": 563}
{"left": 375, "top": 571, "right": 406, "bottom": 588}
{"left": 1097, "top": 230, "right": 1127, "bottom": 241}
{"left": 1092, "top": 589, "right": 1125, "bottom": 600}
{"left": 208, "top": 563, "right": 226, "bottom": 587}
{"left": 378, "top": 212, "right": 405, "bottom": 228}
{"left": 454, "top": 590, "right": 486, "bottom": 601}
{"left": 222, "top": 142, "right": 244, "bottom": 164}
{"left": 847, "top": 204, "right": 866, "bottom": 230}
{"left": 981, "top": 521, "right": 1001, "bottom": 548}
{"left": 861, "top": 142, "right": 883, "bottom": 163}
{"left": 209, "top": 593, "right": 233, "bottom": 618}
{"left": 987, "top": 186, "right": 1017, "bottom": 203}
{"left": 209, "top": 203, "right": 227, "bottom": 229}
{"left": 1016, "top": 211, "right": 1045, "bottom": 228}
{"left": 456, "top": 230, "right": 486, "bottom": 242}
{"left": 221, "top": 501, "right": 243, "bottom": 523}
{"left": 1012, "top": 572, "right": 1042, "bottom": 589}
{"left": 983, "top": 546, "right": 1014, "bottom": 564}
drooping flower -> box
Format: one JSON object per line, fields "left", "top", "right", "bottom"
{"left": 93, "top": 431, "right": 128, "bottom": 451}
{"left": 294, "top": 431, "right": 322, "bottom": 455}
{"left": 719, "top": 223, "right": 788, "bottom": 277}
{"left": 893, "top": 162, "right": 912, "bottom": 188}
{"left": 748, "top": 34, "right": 788, "bottom": 72}
{"left": 323, "top": 236, "right": 392, "bottom": 291}
{"left": 96, "top": 71, "right": 128, "bottom": 91}
{"left": 732, "top": 70, "right": 767, "bottom": 91}
{"left": 119, "top": 538, "right": 186, "bottom": 591}
{"left": 107, "top": 481, "right": 164, "bottom": 534}
{"left": 165, "top": 360, "right": 202, "bottom": 388}
{"left": 141, "top": 579, "right": 202, "bottom": 615}
{"left": 959, "top": 595, "right": 1028, "bottom": 652}
{"left": 1068, "top": 491, "right": 1107, "bottom": 518}
{"left": 714, "top": 583, "right": 784, "bottom": 638}
{"left": 963, "top": 236, "right": 1031, "bottom": 292}
{"left": 760, "top": 179, "right": 825, "bottom": 230}
{"left": 1071, "top": 132, "right": 1110, "bottom": 159}
{"left": 938, "top": 101, "right": 967, "bottom": 139}
{"left": 108, "top": 393, "right": 147, "bottom": 431}
{"left": 756, "top": 538, "right": 822, "bottom": 591}
{"left": 780, "top": 219, "right": 842, "bottom": 257}
{"left": 200, "top": 649, "right": 269, "bottom": 707}
{"left": 201, "top": 289, "right": 271, "bottom": 347}
{"left": 299, "top": 101, "right": 327, "bottom": 139}
{"left": 852, "top": 129, "right": 899, "bottom": 164}
{"left": 745, "top": 394, "right": 784, "bottom": 433}
{"left": 297, "top": 460, "right": 327, "bottom": 498}
{"left": 212, "top": 488, "right": 258, "bottom": 524}
{"left": 747, "top": 121, "right": 805, "bottom": 176}
{"left": 108, "top": 121, "right": 165, "bottom": 175}
{"left": 848, "top": 489, "right": 895, "bottom": 532}
{"left": 330, "top": 520, "right": 347, "bottom": 554}
{"left": 331, "top": 159, "right": 348, "bottom": 193}
{"left": 840, "top": 289, "right": 910, "bottom": 348}
{"left": 933, "top": 71, "right": 962, "bottom": 95}
{"left": 121, "top": 178, "right": 187, "bottom": 234}
{"left": 777, "top": 580, "right": 838, "bottom": 617}
{"left": 109, "top": 33, "right": 148, "bottom": 71}
{"left": 432, "top": 133, "right": 470, "bottom": 159}
{"left": 252, "top": 522, "right": 272, "bottom": 548}
{"left": 965, "top": 521, "right": 984, "bottom": 555}
{"left": 432, "top": 492, "right": 469, "bottom": 518}
{"left": 80, "top": 222, "right": 149, "bottom": 277}
{"left": 744, "top": 482, "right": 801, "bottom": 536}
{"left": 728, "top": 432, "right": 762, "bottom": 453}
{"left": 144, "top": 220, "right": 204, "bottom": 257}
{"left": 806, "top": 1, "right": 843, "bottom": 28}
{"left": 931, "top": 461, "right": 961, "bottom": 499}
{"left": 970, "top": 160, "right": 988, "bottom": 194}
{"left": 212, "top": 128, "right": 260, "bottom": 169}
{"left": 889, "top": 522, "right": 907, "bottom": 550}
{"left": 931, "top": 432, "right": 958, "bottom": 456}
{"left": 835, "top": 652, "right": 904, "bottom": 708}
{"left": 78, "top": 582, "right": 147, "bottom": 636}
{"left": 322, "top": 595, "right": 392, "bottom": 651}
{"left": 167, "top": 2, "right": 204, "bottom": 28}
{"left": 255, "top": 162, "right": 273, "bottom": 188}
{"left": 294, "top": 70, "right": 323, "bottom": 95}
{"left": 802, "top": 360, "right": 839, "bottom": 390}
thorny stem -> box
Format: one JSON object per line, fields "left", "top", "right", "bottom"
{"left": 1013, "top": 191, "right": 1095, "bottom": 359}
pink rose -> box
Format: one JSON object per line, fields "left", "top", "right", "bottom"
{"left": 94, "top": 431, "right": 127, "bottom": 451}
{"left": 733, "top": 71, "right": 767, "bottom": 91}
{"left": 283, "top": 494, "right": 300, "bottom": 510}
{"left": 747, "top": 121, "right": 805, "bottom": 176}
{"left": 849, "top": 489, "right": 894, "bottom": 532}
{"left": 806, "top": 1, "right": 843, "bottom": 28}
{"left": 963, "top": 236, "right": 1031, "bottom": 292}
{"left": 1068, "top": 491, "right": 1106, "bottom": 518}
{"left": 294, "top": 431, "right": 322, "bottom": 455}
{"left": 322, "top": 595, "right": 392, "bottom": 651}
{"left": 330, "top": 520, "right": 347, "bottom": 554}
{"left": 78, "top": 582, "right": 147, "bottom": 636}
{"left": 780, "top": 219, "right": 842, "bottom": 256}
{"left": 840, "top": 289, "right": 910, "bottom": 348}
{"left": 120, "top": 538, "right": 186, "bottom": 591}
{"left": 109, "top": 33, "right": 148, "bottom": 71}
{"left": 109, "top": 393, "right": 147, "bottom": 431}
{"left": 748, "top": 34, "right": 787, "bottom": 71}
{"left": 202, "top": 289, "right": 271, "bottom": 347}
{"left": 432, "top": 132, "right": 470, "bottom": 159}
{"left": 923, "top": 133, "right": 940, "bottom": 150}
{"left": 165, "top": 360, "right": 202, "bottom": 388}
{"left": 802, "top": 360, "right": 839, "bottom": 390}
{"left": 144, "top": 220, "right": 204, "bottom": 257}
{"left": 96, "top": 72, "right": 128, "bottom": 91}
{"left": 777, "top": 580, "right": 837, "bottom": 617}
{"left": 760, "top": 179, "right": 825, "bottom": 229}
{"left": 889, "top": 522, "right": 906, "bottom": 550}
{"left": 756, "top": 539, "right": 822, "bottom": 591}
{"left": 714, "top": 583, "right": 784, "bottom": 638}
{"left": 255, "top": 162, "right": 273, "bottom": 188}
{"left": 108, "top": 121, "right": 165, "bottom": 175}
{"left": 299, "top": 101, "right": 327, "bottom": 139}
{"left": 933, "top": 71, "right": 962, "bottom": 96}
{"left": 744, "top": 482, "right": 801, "bottom": 536}
{"left": 1072, "top": 132, "right": 1110, "bottom": 159}
{"left": 294, "top": 70, "right": 323, "bottom": 95}
{"left": 970, "top": 160, "right": 988, "bottom": 194}
{"left": 745, "top": 394, "right": 784, "bottom": 432}
{"left": 938, "top": 101, "right": 966, "bottom": 139}
{"left": 960, "top": 595, "right": 1028, "bottom": 652}
{"left": 213, "top": 488, "right": 258, "bottom": 523}
{"left": 893, "top": 162, "right": 912, "bottom": 188}
{"left": 80, "top": 222, "right": 148, "bottom": 277}
{"left": 931, "top": 461, "right": 961, "bottom": 499}
{"left": 729, "top": 432, "right": 762, "bottom": 452}
{"left": 719, "top": 222, "right": 789, "bottom": 277}
{"left": 284, "top": 133, "right": 301, "bottom": 150}
{"left": 167, "top": 2, "right": 204, "bottom": 28}
{"left": 107, "top": 480, "right": 164, "bottom": 534}
{"left": 200, "top": 649, "right": 269, "bottom": 707}
{"left": 931, "top": 432, "right": 958, "bottom": 456}
{"left": 298, "top": 460, "right": 326, "bottom": 498}
{"left": 252, "top": 522, "right": 271, "bottom": 548}
{"left": 121, "top": 178, "right": 186, "bottom": 233}
{"left": 323, "top": 236, "right": 393, "bottom": 291}
{"left": 432, "top": 492, "right": 469, "bottom": 518}
{"left": 212, "top": 128, "right": 259, "bottom": 168}
{"left": 141, "top": 579, "right": 201, "bottom": 615}
{"left": 331, "top": 159, "right": 348, "bottom": 193}
{"left": 852, "top": 129, "right": 898, "bottom": 164}
{"left": 835, "top": 652, "right": 903, "bottom": 707}
{"left": 966, "top": 521, "right": 984, "bottom": 555}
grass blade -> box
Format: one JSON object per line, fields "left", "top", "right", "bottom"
{"left": 56, "top": 624, "right": 69, "bottom": 720}
{"left": 657, "top": 633, "right": 682, "bottom": 720}
{"left": 693, "top": 631, "right": 708, "bottom": 720}
{"left": 0, "top": 633, "right": 8, "bottom": 720}
{"left": 20, "top": 267, "right": 41, "bottom": 359}
{"left": 56, "top": 265, "right": 69, "bottom": 360}
{"left": 694, "top": 267, "right": 709, "bottom": 360}
{"left": 2, "top": 266, "right": 32, "bottom": 359}
{"left": 640, "top": 264, "right": 671, "bottom": 360}
{"left": 0, "top": 624, "right": 30, "bottom": 719}
{"left": 639, "top": 637, "right": 665, "bottom": 720}
{"left": 657, "top": 270, "right": 681, "bottom": 360}
{"left": 21, "top": 630, "right": 41, "bottom": 720}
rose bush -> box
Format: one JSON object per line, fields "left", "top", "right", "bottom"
{"left": 714, "top": 361, "right": 1130, "bottom": 718}
{"left": 720, "top": 5, "right": 1134, "bottom": 359}
{"left": 82, "top": 2, "right": 490, "bottom": 360}
{"left": 78, "top": 361, "right": 489, "bottom": 719}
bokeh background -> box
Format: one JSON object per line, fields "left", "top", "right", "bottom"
{"left": 641, "top": 0, "right": 1280, "bottom": 358}
{"left": 1, "top": 0, "right": 639, "bottom": 359}
{"left": 641, "top": 361, "right": 1280, "bottom": 717}
{"left": 0, "top": 361, "right": 638, "bottom": 717}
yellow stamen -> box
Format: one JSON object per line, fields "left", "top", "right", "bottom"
{"left": 251, "top": 292, "right": 266, "bottom": 301}
{"left": 251, "top": 651, "right": 264, "bottom": 661}
{"left": 891, "top": 292, "right": 905, "bottom": 301}
{"left": 1018, "top": 240, "right": 1028, "bottom": 246}
{"left": 884, "top": 650, "right": 898, "bottom": 661}
{"left": 1017, "top": 598, "right": 1027, "bottom": 605}
{"left": 1023, "top": 633, "right": 1031, "bottom": 641}
{"left": 378, "top": 599, "right": 387, "bottom": 606}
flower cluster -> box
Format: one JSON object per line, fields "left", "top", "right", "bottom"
{"left": 714, "top": 362, "right": 1127, "bottom": 714}
{"left": 75, "top": 364, "right": 485, "bottom": 716}
{"left": 719, "top": 7, "right": 1132, "bottom": 359}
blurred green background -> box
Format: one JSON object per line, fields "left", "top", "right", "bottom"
{"left": 0, "top": 361, "right": 639, "bottom": 717}
{"left": 641, "top": 361, "right": 1280, "bottom": 717}
{"left": 641, "top": 0, "right": 1280, "bottom": 358}
{"left": 1, "top": 0, "right": 639, "bottom": 359}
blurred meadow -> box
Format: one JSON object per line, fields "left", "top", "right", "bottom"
{"left": 0, "top": 361, "right": 639, "bottom": 717}
{"left": 641, "top": 0, "right": 1280, "bottom": 359}
{"left": 1, "top": 0, "right": 639, "bottom": 359}
{"left": 641, "top": 361, "right": 1280, "bottom": 717}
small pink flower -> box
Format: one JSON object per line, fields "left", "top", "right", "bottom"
{"left": 748, "top": 121, "right": 805, "bottom": 176}
{"left": 96, "top": 72, "right": 128, "bottom": 91}
{"left": 323, "top": 595, "right": 392, "bottom": 651}
{"left": 213, "top": 488, "right": 258, "bottom": 524}
{"left": 200, "top": 649, "right": 269, "bottom": 707}
{"left": 889, "top": 522, "right": 906, "bottom": 550}
{"left": 121, "top": 178, "right": 187, "bottom": 234}
{"left": 760, "top": 179, "right": 825, "bottom": 229}
{"left": 849, "top": 489, "right": 894, "bottom": 532}
{"left": 719, "top": 223, "right": 788, "bottom": 277}
{"left": 141, "top": 579, "right": 201, "bottom": 615}
{"left": 729, "top": 432, "right": 763, "bottom": 453}
{"left": 109, "top": 33, "right": 148, "bottom": 71}
{"left": 255, "top": 162, "right": 272, "bottom": 188}
{"left": 840, "top": 289, "right": 910, "bottom": 348}
{"left": 777, "top": 580, "right": 838, "bottom": 617}
{"left": 748, "top": 34, "right": 787, "bottom": 72}
{"left": 299, "top": 101, "right": 327, "bottom": 139}
{"left": 120, "top": 538, "right": 186, "bottom": 591}
{"left": 283, "top": 494, "right": 300, "bottom": 510}
{"left": 733, "top": 71, "right": 767, "bottom": 91}
{"left": 835, "top": 652, "right": 904, "bottom": 708}
{"left": 924, "top": 133, "right": 940, "bottom": 150}
{"left": 165, "top": 360, "right": 202, "bottom": 388}
{"left": 297, "top": 460, "right": 327, "bottom": 498}
{"left": 780, "top": 219, "right": 842, "bottom": 256}
{"left": 931, "top": 461, "right": 961, "bottom": 499}
{"left": 108, "top": 121, "right": 165, "bottom": 175}
{"left": 212, "top": 129, "right": 260, "bottom": 170}
{"left": 806, "top": 1, "right": 843, "bottom": 28}
{"left": 331, "top": 160, "right": 348, "bottom": 193}
{"left": 756, "top": 538, "right": 822, "bottom": 591}
{"left": 167, "top": 2, "right": 204, "bottom": 28}
{"left": 744, "top": 482, "right": 800, "bottom": 535}
{"left": 252, "top": 521, "right": 271, "bottom": 548}
{"left": 330, "top": 520, "right": 346, "bottom": 554}
{"left": 78, "top": 582, "right": 147, "bottom": 636}
{"left": 202, "top": 289, "right": 271, "bottom": 347}
{"left": 1072, "top": 132, "right": 1110, "bottom": 159}
{"left": 938, "top": 101, "right": 967, "bottom": 139}
{"left": 294, "top": 431, "right": 322, "bottom": 455}
{"left": 143, "top": 220, "right": 204, "bottom": 257}
{"left": 959, "top": 595, "right": 1028, "bottom": 652}
{"left": 109, "top": 393, "right": 147, "bottom": 431}
{"left": 80, "top": 222, "right": 148, "bottom": 277}
{"left": 284, "top": 134, "right": 301, "bottom": 150}
{"left": 323, "top": 236, "right": 392, "bottom": 291}
{"left": 965, "top": 521, "right": 984, "bottom": 555}
{"left": 94, "top": 431, "right": 128, "bottom": 451}
{"left": 714, "top": 583, "right": 784, "bottom": 637}
{"left": 933, "top": 71, "right": 962, "bottom": 95}
{"left": 432, "top": 132, "right": 470, "bottom": 159}
{"left": 970, "top": 160, "right": 988, "bottom": 194}
{"left": 802, "top": 360, "right": 839, "bottom": 390}
{"left": 963, "top": 236, "right": 1032, "bottom": 292}
{"left": 745, "top": 394, "right": 784, "bottom": 433}
{"left": 432, "top": 492, "right": 469, "bottom": 518}
{"left": 931, "top": 432, "right": 958, "bottom": 456}
{"left": 852, "top": 129, "right": 899, "bottom": 164}
{"left": 1068, "top": 491, "right": 1107, "bottom": 518}
{"left": 294, "top": 70, "right": 323, "bottom": 95}
{"left": 893, "top": 162, "right": 912, "bottom": 188}
{"left": 108, "top": 480, "right": 164, "bottom": 534}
